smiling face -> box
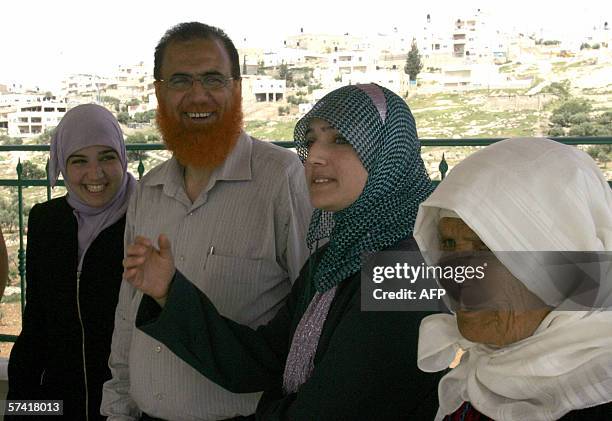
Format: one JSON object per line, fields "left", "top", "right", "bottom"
{"left": 155, "top": 37, "right": 239, "bottom": 128}
{"left": 438, "top": 217, "right": 551, "bottom": 347}
{"left": 303, "top": 118, "right": 368, "bottom": 212}
{"left": 65, "top": 145, "right": 123, "bottom": 208}
{"left": 155, "top": 37, "right": 243, "bottom": 168}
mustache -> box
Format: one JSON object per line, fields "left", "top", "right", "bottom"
{"left": 156, "top": 88, "right": 243, "bottom": 168}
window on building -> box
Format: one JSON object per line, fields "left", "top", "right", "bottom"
{"left": 31, "top": 117, "right": 42, "bottom": 123}
{"left": 19, "top": 117, "right": 28, "bottom": 123}
{"left": 44, "top": 108, "right": 54, "bottom": 112}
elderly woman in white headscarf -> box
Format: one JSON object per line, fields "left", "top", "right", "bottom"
{"left": 414, "top": 137, "right": 612, "bottom": 420}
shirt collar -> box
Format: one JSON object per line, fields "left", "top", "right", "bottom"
{"left": 214, "top": 130, "right": 252, "bottom": 182}
{"left": 143, "top": 130, "right": 253, "bottom": 189}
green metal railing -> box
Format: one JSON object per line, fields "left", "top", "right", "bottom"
{"left": 1, "top": 136, "right": 611, "bottom": 343}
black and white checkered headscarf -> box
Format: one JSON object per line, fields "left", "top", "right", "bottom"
{"left": 294, "top": 84, "right": 435, "bottom": 292}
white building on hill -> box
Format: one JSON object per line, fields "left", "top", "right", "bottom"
{"left": 7, "top": 98, "right": 68, "bottom": 138}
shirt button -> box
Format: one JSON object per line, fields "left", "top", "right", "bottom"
{"left": 179, "top": 255, "right": 185, "bottom": 262}
{"left": 188, "top": 212, "right": 194, "bottom": 216}
{"left": 155, "top": 346, "right": 161, "bottom": 353}
{"left": 155, "top": 393, "right": 164, "bottom": 401}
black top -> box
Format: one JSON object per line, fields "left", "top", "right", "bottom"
{"left": 137, "top": 238, "right": 441, "bottom": 420}
{"left": 7, "top": 196, "right": 125, "bottom": 421}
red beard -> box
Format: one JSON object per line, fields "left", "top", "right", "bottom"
{"left": 156, "top": 88, "right": 243, "bottom": 168}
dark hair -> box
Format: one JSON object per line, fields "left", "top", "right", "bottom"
{"left": 154, "top": 22, "right": 241, "bottom": 80}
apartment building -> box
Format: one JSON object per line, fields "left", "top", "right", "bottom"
{"left": 7, "top": 98, "right": 68, "bottom": 138}
{"left": 61, "top": 74, "right": 109, "bottom": 102}
{"left": 284, "top": 30, "right": 366, "bottom": 54}
{"left": 372, "top": 29, "right": 413, "bottom": 55}
{"left": 242, "top": 75, "right": 286, "bottom": 103}
{"left": 341, "top": 69, "right": 403, "bottom": 94}
{"left": 104, "top": 61, "right": 153, "bottom": 103}
{"left": 0, "top": 92, "right": 47, "bottom": 107}
{"left": 60, "top": 62, "right": 154, "bottom": 106}
{"left": 261, "top": 48, "right": 326, "bottom": 68}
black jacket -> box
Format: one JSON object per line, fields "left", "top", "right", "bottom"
{"left": 7, "top": 196, "right": 125, "bottom": 420}
{"left": 137, "top": 238, "right": 441, "bottom": 420}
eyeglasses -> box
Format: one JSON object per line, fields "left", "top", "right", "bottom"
{"left": 157, "top": 73, "right": 234, "bottom": 92}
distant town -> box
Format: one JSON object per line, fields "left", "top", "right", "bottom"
{"left": 0, "top": 9, "right": 610, "bottom": 140}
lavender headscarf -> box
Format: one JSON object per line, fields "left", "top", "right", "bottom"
{"left": 49, "top": 104, "right": 136, "bottom": 269}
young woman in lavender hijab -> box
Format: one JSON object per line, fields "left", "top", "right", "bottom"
{"left": 122, "top": 84, "right": 441, "bottom": 419}
{"left": 6, "top": 104, "right": 136, "bottom": 421}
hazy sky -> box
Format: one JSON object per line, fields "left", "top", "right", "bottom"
{"left": 1, "top": 0, "right": 610, "bottom": 91}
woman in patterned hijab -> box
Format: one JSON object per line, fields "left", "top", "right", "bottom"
{"left": 125, "top": 84, "right": 440, "bottom": 419}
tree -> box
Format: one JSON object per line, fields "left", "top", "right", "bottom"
{"left": 0, "top": 135, "right": 22, "bottom": 146}
{"left": 568, "top": 122, "right": 608, "bottom": 136}
{"left": 597, "top": 111, "right": 612, "bottom": 126}
{"left": 20, "top": 161, "right": 46, "bottom": 181}
{"left": 540, "top": 80, "right": 571, "bottom": 99}
{"left": 134, "top": 110, "right": 156, "bottom": 123}
{"left": 117, "top": 112, "right": 131, "bottom": 125}
{"left": 0, "top": 194, "right": 18, "bottom": 232}
{"left": 404, "top": 39, "right": 423, "bottom": 82}
{"left": 287, "top": 95, "right": 301, "bottom": 105}
{"left": 33, "top": 128, "right": 56, "bottom": 145}
{"left": 278, "top": 62, "right": 289, "bottom": 80}
{"left": 101, "top": 96, "right": 121, "bottom": 112}
{"left": 257, "top": 60, "right": 266, "bottom": 75}
{"left": 547, "top": 126, "right": 565, "bottom": 136}
{"left": 587, "top": 145, "right": 612, "bottom": 168}
{"left": 549, "top": 99, "right": 592, "bottom": 127}
{"left": 125, "top": 132, "right": 149, "bottom": 161}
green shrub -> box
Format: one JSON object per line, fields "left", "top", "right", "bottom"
{"left": 547, "top": 126, "right": 565, "bottom": 136}
{"left": 568, "top": 122, "right": 607, "bottom": 136}
{"left": 568, "top": 113, "right": 590, "bottom": 125}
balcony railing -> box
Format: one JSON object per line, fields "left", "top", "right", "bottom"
{"left": 1, "top": 136, "right": 611, "bottom": 343}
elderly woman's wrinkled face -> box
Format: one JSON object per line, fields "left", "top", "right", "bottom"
{"left": 304, "top": 118, "right": 368, "bottom": 212}
{"left": 438, "top": 217, "right": 551, "bottom": 347}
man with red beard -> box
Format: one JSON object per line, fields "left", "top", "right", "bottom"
{"left": 101, "top": 22, "right": 311, "bottom": 420}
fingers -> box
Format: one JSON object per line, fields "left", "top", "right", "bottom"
{"left": 158, "top": 234, "right": 173, "bottom": 259}
{"left": 123, "top": 267, "right": 140, "bottom": 283}
{"left": 133, "top": 235, "right": 153, "bottom": 247}
{"left": 125, "top": 243, "right": 150, "bottom": 258}
{"left": 123, "top": 254, "right": 146, "bottom": 269}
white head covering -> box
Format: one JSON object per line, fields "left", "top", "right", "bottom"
{"left": 414, "top": 137, "right": 612, "bottom": 420}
